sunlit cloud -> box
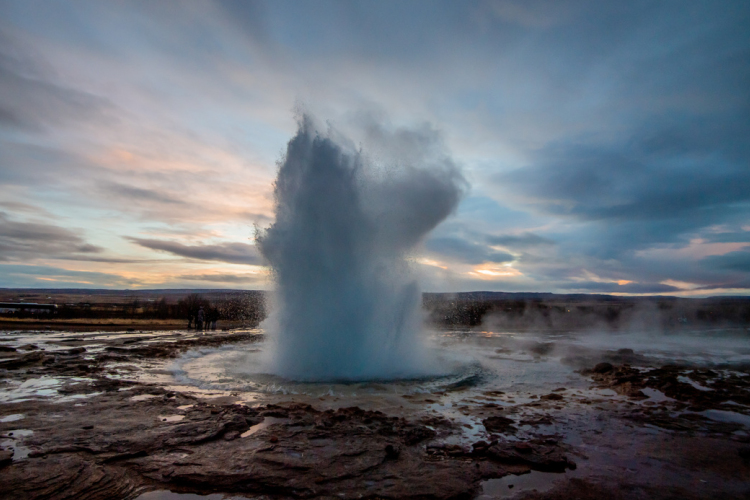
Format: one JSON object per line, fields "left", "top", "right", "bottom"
{"left": 469, "top": 264, "right": 524, "bottom": 279}
{"left": 0, "top": 1, "right": 747, "bottom": 295}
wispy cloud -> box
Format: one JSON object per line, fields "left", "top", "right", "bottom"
{"left": 128, "top": 238, "right": 262, "bottom": 265}
{"left": 487, "top": 232, "right": 555, "bottom": 248}
{"left": 0, "top": 212, "right": 102, "bottom": 261}
{"left": 0, "top": 1, "right": 748, "bottom": 294}
{"left": 177, "top": 273, "right": 263, "bottom": 284}
{"left": 426, "top": 236, "right": 514, "bottom": 265}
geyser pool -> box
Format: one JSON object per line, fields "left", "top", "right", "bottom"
{"left": 257, "top": 114, "right": 464, "bottom": 381}
{"left": 170, "top": 337, "right": 488, "bottom": 398}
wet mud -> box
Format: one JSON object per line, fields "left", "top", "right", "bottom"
{"left": 0, "top": 329, "right": 749, "bottom": 499}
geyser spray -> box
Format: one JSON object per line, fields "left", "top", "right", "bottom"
{"left": 258, "top": 114, "right": 464, "bottom": 380}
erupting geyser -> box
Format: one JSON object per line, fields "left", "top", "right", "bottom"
{"left": 257, "top": 114, "right": 465, "bottom": 381}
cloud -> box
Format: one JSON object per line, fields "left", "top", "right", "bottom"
{"left": 177, "top": 273, "right": 262, "bottom": 284}
{"left": 0, "top": 212, "right": 103, "bottom": 261}
{"left": 499, "top": 140, "right": 750, "bottom": 223}
{"left": 565, "top": 281, "right": 681, "bottom": 294}
{"left": 425, "top": 236, "right": 514, "bottom": 265}
{"left": 0, "top": 1, "right": 748, "bottom": 295}
{"left": 701, "top": 249, "right": 750, "bottom": 273}
{"left": 0, "top": 264, "right": 142, "bottom": 288}
{"left": 0, "top": 30, "right": 114, "bottom": 132}
{"left": 0, "top": 200, "right": 54, "bottom": 216}
{"left": 129, "top": 238, "right": 262, "bottom": 265}
{"left": 99, "top": 182, "right": 187, "bottom": 206}
{"left": 704, "top": 231, "right": 750, "bottom": 244}
{"left": 487, "top": 232, "right": 555, "bottom": 248}
{"left": 493, "top": 125, "right": 750, "bottom": 264}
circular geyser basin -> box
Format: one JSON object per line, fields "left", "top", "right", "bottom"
{"left": 166, "top": 331, "right": 592, "bottom": 413}
{"left": 165, "top": 327, "right": 750, "bottom": 422}
{"left": 171, "top": 341, "right": 492, "bottom": 399}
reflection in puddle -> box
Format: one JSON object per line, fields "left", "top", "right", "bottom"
{"left": 0, "top": 377, "right": 97, "bottom": 404}
{"left": 56, "top": 392, "right": 103, "bottom": 404}
{"left": 699, "top": 409, "right": 750, "bottom": 427}
{"left": 0, "top": 429, "right": 34, "bottom": 461}
{"left": 158, "top": 415, "right": 185, "bottom": 423}
{"left": 478, "top": 470, "right": 563, "bottom": 499}
{"left": 677, "top": 376, "right": 713, "bottom": 392}
{"left": 0, "top": 414, "right": 24, "bottom": 423}
{"left": 641, "top": 388, "right": 675, "bottom": 403}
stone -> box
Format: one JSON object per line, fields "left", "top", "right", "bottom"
{"left": 593, "top": 362, "right": 614, "bottom": 374}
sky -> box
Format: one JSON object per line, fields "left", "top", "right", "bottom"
{"left": 1, "top": 0, "right": 749, "bottom": 296}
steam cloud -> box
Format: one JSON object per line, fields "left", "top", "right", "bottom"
{"left": 258, "top": 114, "right": 465, "bottom": 380}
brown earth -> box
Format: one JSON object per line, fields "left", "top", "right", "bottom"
{"left": 0, "top": 331, "right": 749, "bottom": 499}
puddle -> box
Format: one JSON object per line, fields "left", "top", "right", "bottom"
{"left": 677, "top": 376, "right": 713, "bottom": 392}
{"left": 0, "top": 376, "right": 97, "bottom": 404}
{"left": 158, "top": 415, "right": 185, "bottom": 423}
{"left": 0, "top": 429, "right": 34, "bottom": 461}
{"left": 56, "top": 392, "right": 103, "bottom": 404}
{"left": 595, "top": 388, "right": 618, "bottom": 397}
{"left": 641, "top": 388, "right": 676, "bottom": 403}
{"left": 0, "top": 414, "right": 24, "bottom": 423}
{"left": 477, "top": 470, "right": 563, "bottom": 498}
{"left": 699, "top": 409, "right": 750, "bottom": 427}
{"left": 135, "top": 491, "right": 252, "bottom": 500}
{"left": 240, "top": 417, "right": 288, "bottom": 438}
{"left": 0, "top": 377, "right": 61, "bottom": 403}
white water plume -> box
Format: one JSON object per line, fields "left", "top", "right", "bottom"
{"left": 257, "top": 114, "right": 465, "bottom": 381}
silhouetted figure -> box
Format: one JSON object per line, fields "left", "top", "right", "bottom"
{"left": 197, "top": 306, "right": 205, "bottom": 331}
{"left": 209, "top": 306, "right": 219, "bottom": 330}
{"left": 188, "top": 307, "right": 198, "bottom": 329}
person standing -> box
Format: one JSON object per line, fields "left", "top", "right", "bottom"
{"left": 211, "top": 306, "right": 219, "bottom": 330}
{"left": 197, "top": 306, "right": 205, "bottom": 331}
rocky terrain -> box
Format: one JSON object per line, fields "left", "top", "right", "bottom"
{"left": 0, "top": 329, "right": 748, "bottom": 499}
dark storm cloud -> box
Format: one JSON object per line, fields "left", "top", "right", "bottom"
{"left": 704, "top": 232, "right": 750, "bottom": 244}
{"left": 499, "top": 136, "right": 750, "bottom": 262}
{"left": 0, "top": 212, "right": 103, "bottom": 261}
{"left": 490, "top": 0, "right": 750, "bottom": 268}
{"left": 129, "top": 238, "right": 261, "bottom": 265}
{"left": 425, "top": 236, "right": 513, "bottom": 265}
{"left": 501, "top": 139, "right": 750, "bottom": 223}
{"left": 701, "top": 249, "right": 750, "bottom": 273}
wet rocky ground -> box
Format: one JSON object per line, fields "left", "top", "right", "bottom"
{"left": 0, "top": 329, "right": 749, "bottom": 499}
